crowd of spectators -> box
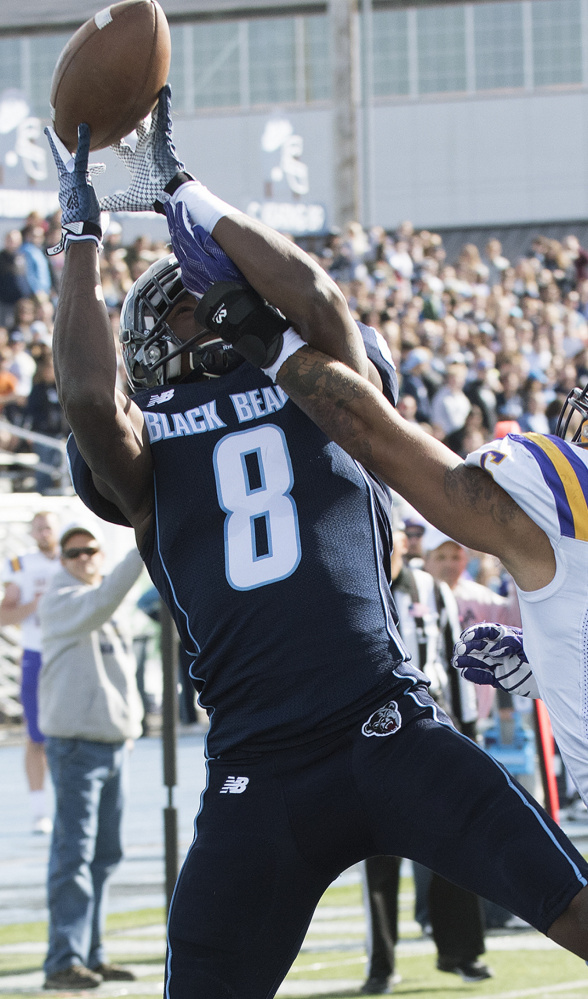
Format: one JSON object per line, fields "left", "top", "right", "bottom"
{"left": 308, "top": 221, "right": 588, "bottom": 452}
{"left": 0, "top": 215, "right": 169, "bottom": 492}
{"left": 1, "top": 209, "right": 588, "bottom": 493}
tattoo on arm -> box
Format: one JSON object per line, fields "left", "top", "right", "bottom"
{"left": 444, "top": 464, "right": 518, "bottom": 526}
{"left": 282, "top": 349, "right": 522, "bottom": 537}
{"left": 279, "top": 349, "right": 377, "bottom": 466}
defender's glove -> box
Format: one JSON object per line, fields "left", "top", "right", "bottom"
{"left": 100, "top": 85, "right": 190, "bottom": 213}
{"left": 44, "top": 124, "right": 103, "bottom": 255}
{"left": 452, "top": 623, "right": 540, "bottom": 699}
{"left": 194, "top": 281, "right": 289, "bottom": 368}
{"left": 166, "top": 198, "right": 245, "bottom": 298}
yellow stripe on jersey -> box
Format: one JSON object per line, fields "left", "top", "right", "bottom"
{"left": 9, "top": 556, "right": 21, "bottom": 573}
{"left": 524, "top": 433, "right": 588, "bottom": 541}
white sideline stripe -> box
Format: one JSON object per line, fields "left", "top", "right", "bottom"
{"left": 278, "top": 985, "right": 588, "bottom": 998}
{"left": 277, "top": 983, "right": 387, "bottom": 996}
{"left": 289, "top": 955, "right": 366, "bottom": 973}
{"left": 0, "top": 929, "right": 556, "bottom": 957}
{"left": 0, "top": 979, "right": 586, "bottom": 998}
{"left": 445, "top": 984, "right": 588, "bottom": 999}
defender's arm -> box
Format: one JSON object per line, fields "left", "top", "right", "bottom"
{"left": 277, "top": 348, "right": 555, "bottom": 592}
{"left": 211, "top": 216, "right": 376, "bottom": 383}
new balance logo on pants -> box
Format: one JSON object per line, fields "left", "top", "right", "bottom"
{"left": 220, "top": 776, "right": 249, "bottom": 794}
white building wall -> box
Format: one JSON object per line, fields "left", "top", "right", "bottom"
{"left": 368, "top": 90, "right": 588, "bottom": 229}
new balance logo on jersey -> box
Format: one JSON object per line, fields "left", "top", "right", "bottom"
{"left": 362, "top": 700, "right": 402, "bottom": 737}
{"left": 220, "top": 776, "right": 249, "bottom": 794}
{"left": 212, "top": 305, "right": 228, "bottom": 325}
{"left": 147, "top": 389, "right": 175, "bottom": 407}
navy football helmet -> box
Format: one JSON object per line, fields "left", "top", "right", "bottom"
{"left": 555, "top": 383, "right": 588, "bottom": 444}
{"left": 119, "top": 253, "right": 243, "bottom": 391}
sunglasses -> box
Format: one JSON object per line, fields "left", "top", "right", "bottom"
{"left": 62, "top": 546, "right": 100, "bottom": 559}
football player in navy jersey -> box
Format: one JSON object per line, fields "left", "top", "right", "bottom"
{"left": 43, "top": 89, "right": 588, "bottom": 996}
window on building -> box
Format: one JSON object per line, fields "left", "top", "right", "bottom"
{"left": 187, "top": 21, "right": 241, "bottom": 110}
{"left": 193, "top": 20, "right": 241, "bottom": 109}
{"left": 0, "top": 37, "right": 22, "bottom": 95}
{"left": 417, "top": 5, "right": 467, "bottom": 94}
{"left": 167, "top": 24, "right": 186, "bottom": 111}
{"left": 249, "top": 17, "right": 296, "bottom": 105}
{"left": 474, "top": 2, "right": 524, "bottom": 90}
{"left": 30, "top": 34, "right": 70, "bottom": 118}
{"left": 532, "top": 0, "right": 582, "bottom": 87}
{"left": 304, "top": 15, "right": 330, "bottom": 102}
{"left": 372, "top": 8, "right": 410, "bottom": 97}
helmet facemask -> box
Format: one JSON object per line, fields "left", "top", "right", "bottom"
{"left": 119, "top": 254, "right": 242, "bottom": 391}
{"left": 555, "top": 384, "right": 588, "bottom": 444}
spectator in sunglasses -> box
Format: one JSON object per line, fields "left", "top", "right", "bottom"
{"left": 38, "top": 523, "right": 144, "bottom": 991}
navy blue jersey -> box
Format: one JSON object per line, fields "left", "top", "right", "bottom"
{"left": 69, "top": 334, "right": 429, "bottom": 757}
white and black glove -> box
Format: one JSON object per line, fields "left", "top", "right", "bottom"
{"left": 100, "top": 84, "right": 191, "bottom": 213}
{"left": 44, "top": 123, "right": 104, "bottom": 255}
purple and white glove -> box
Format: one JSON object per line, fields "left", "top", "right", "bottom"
{"left": 452, "top": 623, "right": 539, "bottom": 699}
{"left": 165, "top": 196, "right": 245, "bottom": 298}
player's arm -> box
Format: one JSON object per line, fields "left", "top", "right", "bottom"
{"left": 275, "top": 350, "right": 554, "bottom": 592}
{"left": 45, "top": 126, "right": 154, "bottom": 544}
{"left": 0, "top": 582, "right": 38, "bottom": 626}
{"left": 210, "top": 215, "right": 377, "bottom": 383}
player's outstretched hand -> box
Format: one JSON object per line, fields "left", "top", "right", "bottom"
{"left": 452, "top": 623, "right": 540, "bottom": 699}
{"left": 166, "top": 200, "right": 245, "bottom": 298}
{"left": 44, "top": 124, "right": 104, "bottom": 255}
{"left": 100, "top": 84, "right": 187, "bottom": 212}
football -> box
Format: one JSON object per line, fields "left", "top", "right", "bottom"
{"left": 50, "top": 0, "right": 171, "bottom": 153}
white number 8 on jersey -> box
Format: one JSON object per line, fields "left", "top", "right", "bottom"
{"left": 213, "top": 425, "right": 302, "bottom": 590}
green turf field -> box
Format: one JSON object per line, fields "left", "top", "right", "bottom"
{"left": 1, "top": 877, "right": 586, "bottom": 998}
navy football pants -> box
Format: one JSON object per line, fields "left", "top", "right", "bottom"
{"left": 165, "top": 704, "right": 588, "bottom": 999}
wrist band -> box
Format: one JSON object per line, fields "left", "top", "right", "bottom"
{"left": 154, "top": 172, "right": 195, "bottom": 215}
{"left": 163, "top": 171, "right": 195, "bottom": 196}
{"left": 47, "top": 224, "right": 102, "bottom": 257}
{"left": 262, "top": 327, "right": 306, "bottom": 382}
{"left": 65, "top": 233, "right": 102, "bottom": 251}
{"left": 170, "top": 180, "right": 241, "bottom": 233}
